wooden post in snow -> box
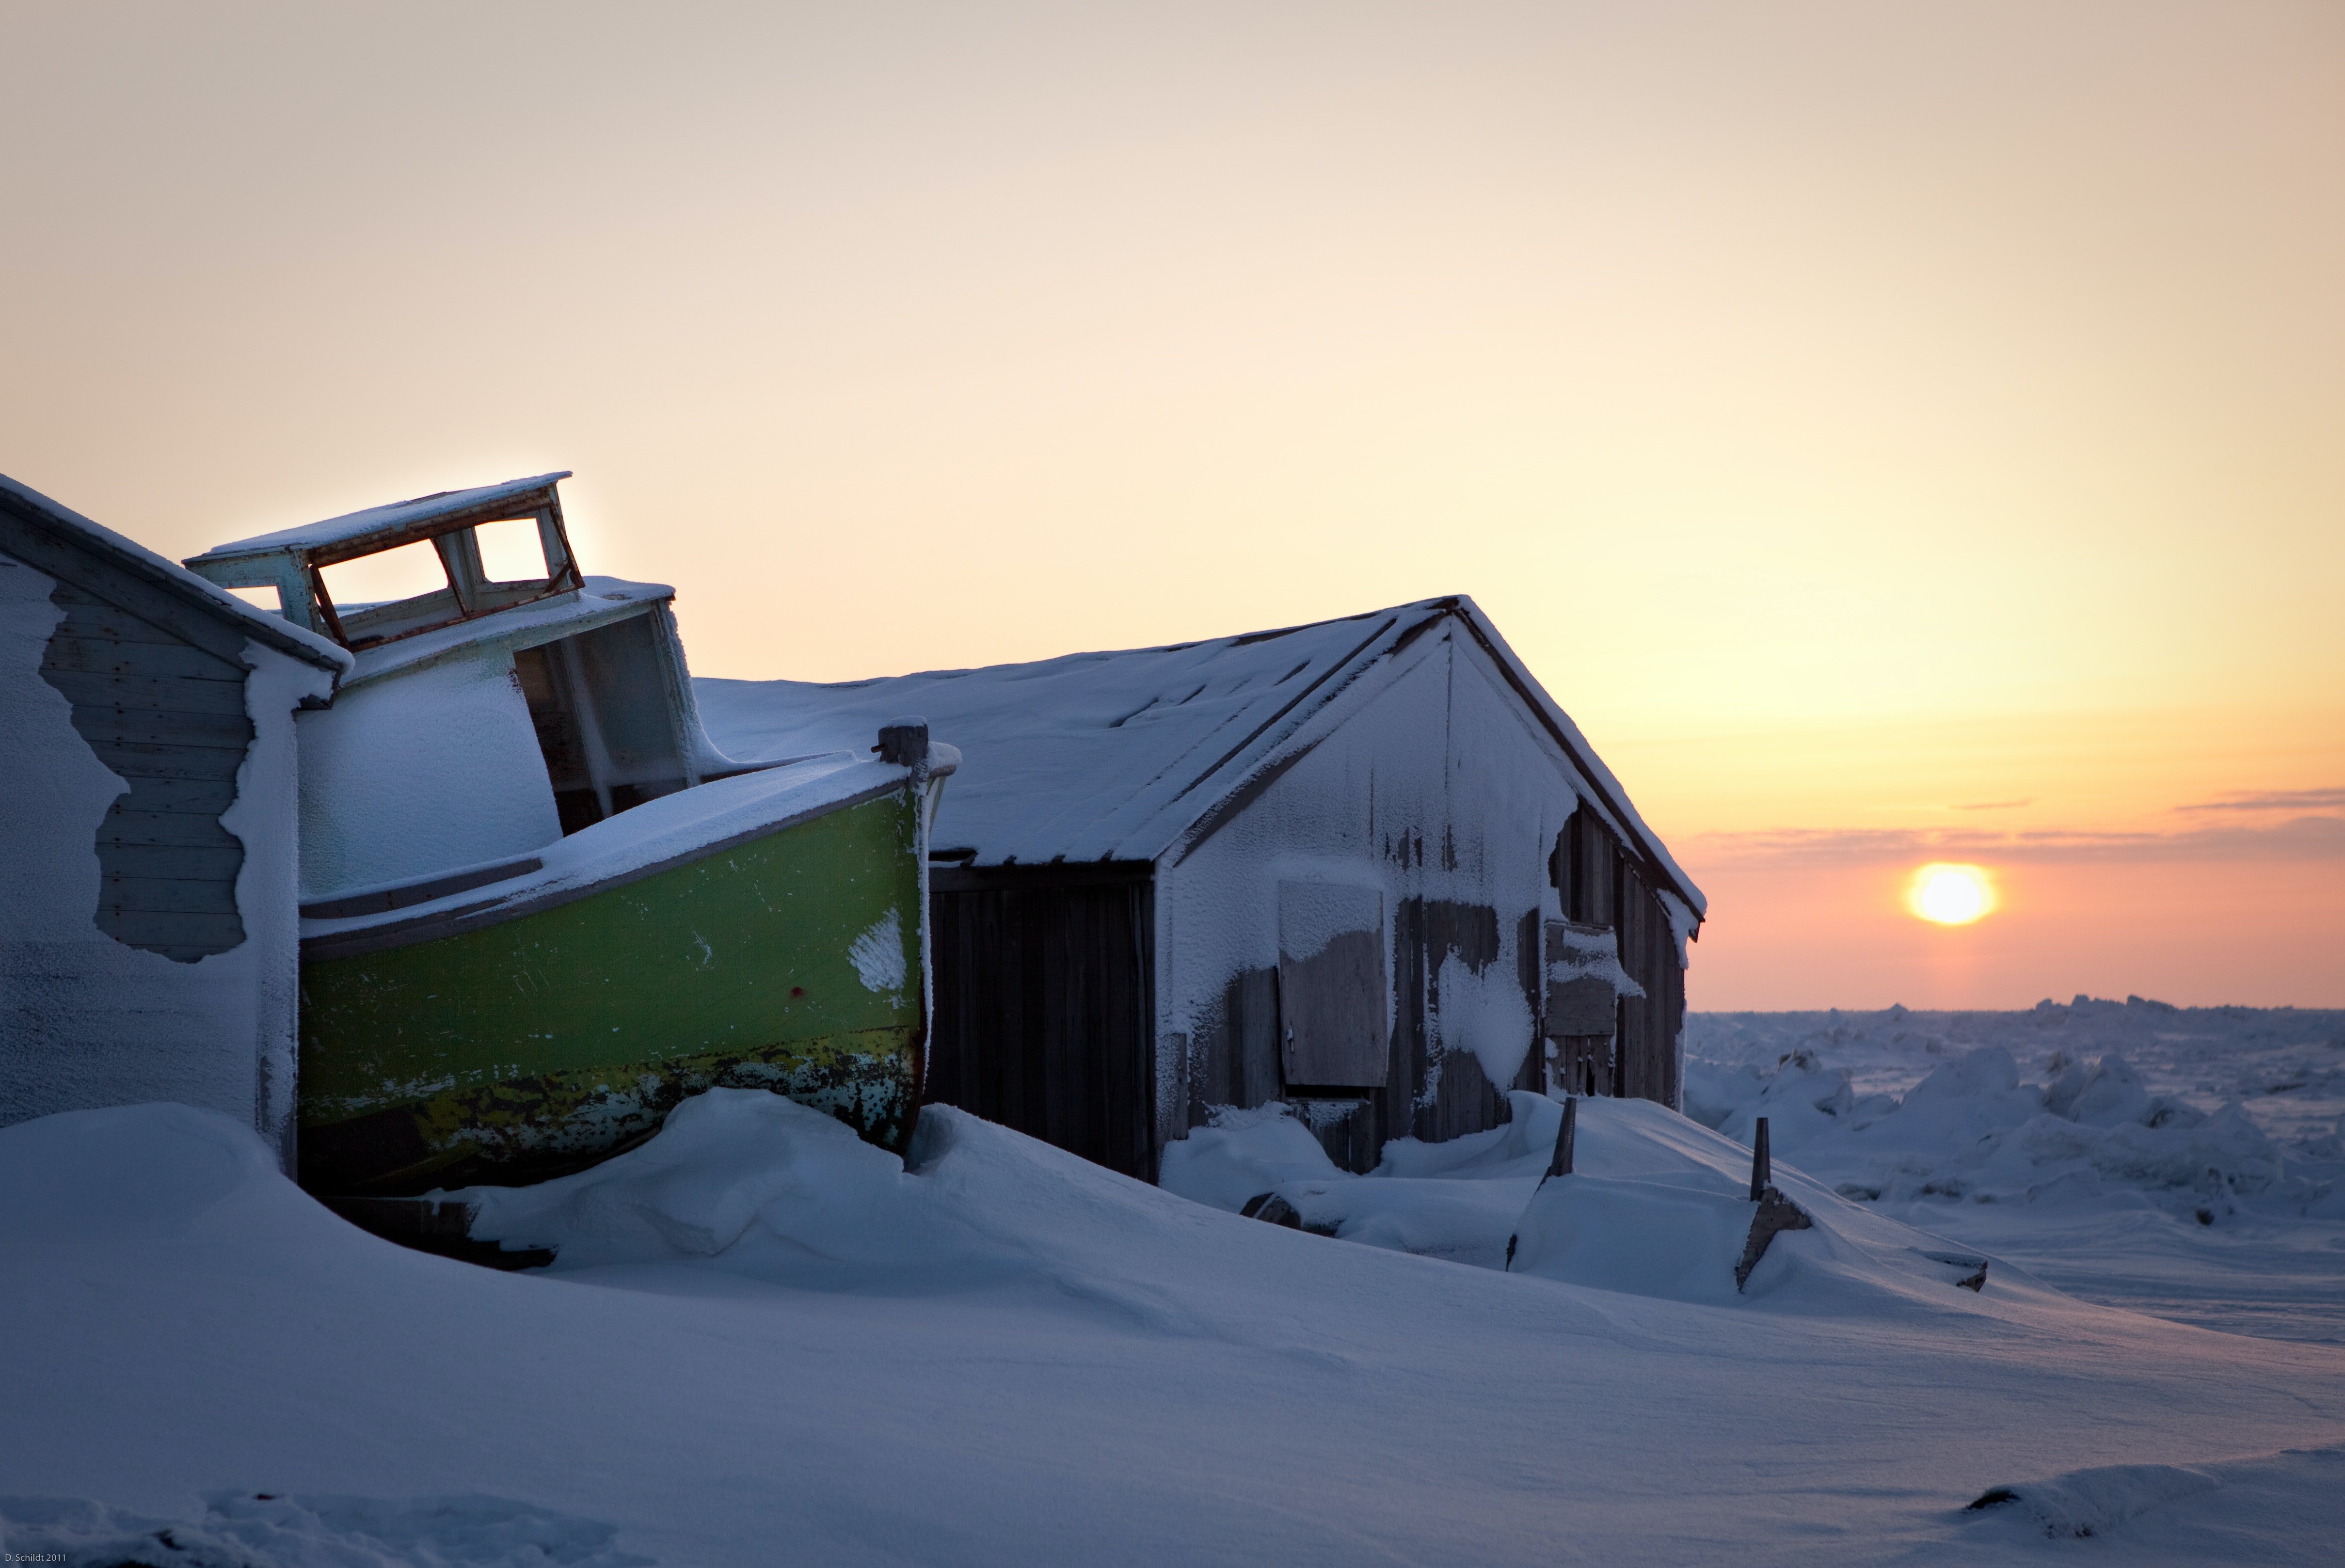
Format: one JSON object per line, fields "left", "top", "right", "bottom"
{"left": 1749, "top": 1116, "right": 1771, "bottom": 1200}
{"left": 1547, "top": 1096, "right": 1578, "bottom": 1179}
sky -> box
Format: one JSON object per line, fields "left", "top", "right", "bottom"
{"left": 4, "top": 1, "right": 2339, "bottom": 1007}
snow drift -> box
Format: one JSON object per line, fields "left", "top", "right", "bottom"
{"left": 6, "top": 1083, "right": 2345, "bottom": 1566}
{"left": 1164, "top": 1091, "right": 2028, "bottom": 1315}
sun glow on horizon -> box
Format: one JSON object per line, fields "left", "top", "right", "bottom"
{"left": 1907, "top": 863, "right": 1997, "bottom": 926}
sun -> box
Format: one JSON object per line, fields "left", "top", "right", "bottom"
{"left": 1907, "top": 863, "right": 1996, "bottom": 925}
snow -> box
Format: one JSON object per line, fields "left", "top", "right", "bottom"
{"left": 0, "top": 1491, "right": 648, "bottom": 1568}
{"left": 1433, "top": 949, "right": 1539, "bottom": 1091}
{"left": 7, "top": 1088, "right": 2344, "bottom": 1565}
{"left": 12, "top": 995, "right": 2345, "bottom": 1563}
{"left": 1684, "top": 998, "right": 2345, "bottom": 1342}
{"left": 295, "top": 642, "right": 566, "bottom": 899}
{"left": 301, "top": 752, "right": 936, "bottom": 941}
{"left": 295, "top": 580, "right": 687, "bottom": 900}
{"left": 1546, "top": 921, "right": 1643, "bottom": 994}
{"left": 190, "top": 472, "right": 573, "bottom": 561}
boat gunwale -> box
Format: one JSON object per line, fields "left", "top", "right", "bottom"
{"left": 300, "top": 773, "right": 917, "bottom": 964}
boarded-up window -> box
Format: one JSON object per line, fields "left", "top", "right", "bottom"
{"left": 1278, "top": 881, "right": 1388, "bottom": 1088}
{"left": 1543, "top": 919, "right": 1620, "bottom": 1036}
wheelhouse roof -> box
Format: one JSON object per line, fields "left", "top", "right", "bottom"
{"left": 0, "top": 470, "right": 352, "bottom": 674}
{"left": 695, "top": 595, "right": 1704, "bottom": 916}
{"left": 185, "top": 472, "right": 573, "bottom": 569}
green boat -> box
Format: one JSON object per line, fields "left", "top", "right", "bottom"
{"left": 187, "top": 473, "right": 954, "bottom": 1198}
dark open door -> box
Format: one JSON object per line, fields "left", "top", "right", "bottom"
{"left": 926, "top": 864, "right": 1158, "bottom": 1180}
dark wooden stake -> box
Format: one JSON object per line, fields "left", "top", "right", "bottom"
{"left": 1749, "top": 1116, "right": 1771, "bottom": 1200}
{"left": 1547, "top": 1096, "right": 1578, "bottom": 1179}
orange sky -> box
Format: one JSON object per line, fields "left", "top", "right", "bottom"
{"left": 5, "top": 2, "right": 2340, "bottom": 1005}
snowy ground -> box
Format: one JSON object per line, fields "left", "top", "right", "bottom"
{"left": 5, "top": 1001, "right": 2344, "bottom": 1566}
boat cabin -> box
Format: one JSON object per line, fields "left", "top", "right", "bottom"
{"left": 187, "top": 475, "right": 731, "bottom": 905}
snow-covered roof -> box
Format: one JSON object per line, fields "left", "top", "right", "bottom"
{"left": 187, "top": 472, "right": 572, "bottom": 565}
{"left": 696, "top": 596, "right": 1704, "bottom": 915}
{"left": 0, "top": 470, "right": 352, "bottom": 675}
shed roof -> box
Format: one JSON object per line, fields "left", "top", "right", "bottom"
{"left": 0, "top": 472, "right": 353, "bottom": 675}
{"left": 185, "top": 472, "right": 572, "bottom": 567}
{"left": 696, "top": 595, "right": 1703, "bottom": 916}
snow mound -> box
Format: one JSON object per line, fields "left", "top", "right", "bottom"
{"left": 1159, "top": 1091, "right": 2030, "bottom": 1307}
{"left": 0, "top": 1490, "right": 649, "bottom": 1568}
{"left": 1160, "top": 1093, "right": 1568, "bottom": 1268}
{"left": 450, "top": 1088, "right": 1021, "bottom": 1291}
{"left": 450, "top": 1088, "right": 1398, "bottom": 1343}
{"left": 0, "top": 1102, "right": 363, "bottom": 1256}
{"left": 1155, "top": 1103, "right": 1347, "bottom": 1212}
{"left": 1963, "top": 1462, "right": 2221, "bottom": 1540}
{"left": 1503, "top": 1095, "right": 2020, "bottom": 1313}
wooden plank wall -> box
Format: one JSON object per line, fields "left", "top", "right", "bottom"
{"left": 1552, "top": 805, "right": 1685, "bottom": 1110}
{"left": 37, "top": 583, "right": 253, "bottom": 962}
{"left": 1613, "top": 850, "right": 1685, "bottom": 1109}
{"left": 927, "top": 865, "right": 1157, "bottom": 1180}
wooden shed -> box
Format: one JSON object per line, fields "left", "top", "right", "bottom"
{"left": 698, "top": 596, "right": 1705, "bottom": 1180}
{"left": 0, "top": 472, "right": 351, "bottom": 1167}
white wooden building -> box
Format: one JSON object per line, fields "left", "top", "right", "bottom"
{"left": 0, "top": 474, "right": 350, "bottom": 1168}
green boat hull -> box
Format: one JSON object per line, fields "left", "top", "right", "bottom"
{"left": 297, "top": 788, "right": 926, "bottom": 1196}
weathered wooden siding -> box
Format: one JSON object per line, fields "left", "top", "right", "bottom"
{"left": 1547, "top": 804, "right": 1686, "bottom": 1109}
{"left": 37, "top": 582, "right": 253, "bottom": 962}
{"left": 927, "top": 864, "right": 1157, "bottom": 1181}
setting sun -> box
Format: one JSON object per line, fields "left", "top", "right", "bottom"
{"left": 1907, "top": 863, "right": 1997, "bottom": 926}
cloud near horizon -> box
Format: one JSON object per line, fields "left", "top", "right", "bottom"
{"left": 1689, "top": 811, "right": 2345, "bottom": 866}
{"left": 2175, "top": 787, "right": 2345, "bottom": 814}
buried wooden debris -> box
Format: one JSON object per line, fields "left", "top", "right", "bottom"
{"left": 1241, "top": 1191, "right": 1303, "bottom": 1229}
{"left": 320, "top": 1195, "right": 556, "bottom": 1271}
{"left": 1546, "top": 1095, "right": 1578, "bottom": 1180}
{"left": 1504, "top": 1095, "right": 1580, "bottom": 1271}
{"left": 1924, "top": 1251, "right": 1992, "bottom": 1291}
{"left": 1735, "top": 1186, "right": 1814, "bottom": 1292}
{"left": 1736, "top": 1119, "right": 1812, "bottom": 1292}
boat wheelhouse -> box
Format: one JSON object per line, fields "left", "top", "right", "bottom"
{"left": 187, "top": 474, "right": 954, "bottom": 1200}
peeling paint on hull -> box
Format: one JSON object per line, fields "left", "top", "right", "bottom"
{"left": 297, "top": 791, "right": 925, "bottom": 1196}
